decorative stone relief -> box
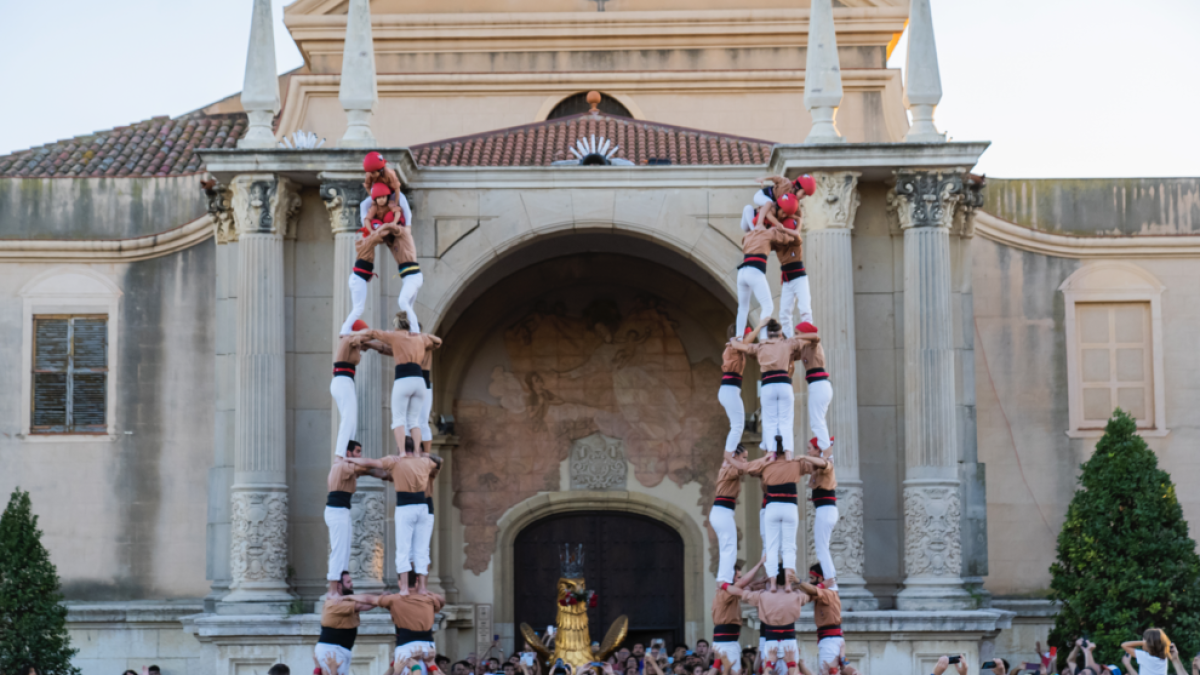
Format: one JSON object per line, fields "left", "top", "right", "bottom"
{"left": 321, "top": 181, "right": 370, "bottom": 235}
{"left": 349, "top": 490, "right": 386, "bottom": 583}
{"left": 229, "top": 490, "right": 289, "bottom": 585}
{"left": 800, "top": 171, "right": 861, "bottom": 231}
{"left": 231, "top": 175, "right": 302, "bottom": 238}
{"left": 903, "top": 484, "right": 963, "bottom": 578}
{"left": 890, "top": 170, "right": 965, "bottom": 230}
{"left": 805, "top": 485, "right": 865, "bottom": 578}
{"left": 204, "top": 178, "right": 237, "bottom": 244}
{"left": 570, "top": 432, "right": 627, "bottom": 491}
{"left": 953, "top": 173, "right": 987, "bottom": 238}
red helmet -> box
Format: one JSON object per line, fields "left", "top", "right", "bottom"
{"left": 351, "top": 320, "right": 369, "bottom": 331}
{"left": 797, "top": 321, "right": 818, "bottom": 334}
{"left": 363, "top": 152, "right": 386, "bottom": 172}
{"left": 777, "top": 193, "right": 799, "bottom": 216}
{"left": 370, "top": 182, "right": 391, "bottom": 199}
{"left": 781, "top": 217, "right": 798, "bottom": 230}
{"left": 795, "top": 174, "right": 816, "bottom": 197}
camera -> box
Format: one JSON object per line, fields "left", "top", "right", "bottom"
{"left": 948, "top": 657, "right": 961, "bottom": 665}
{"left": 983, "top": 663, "right": 997, "bottom": 670}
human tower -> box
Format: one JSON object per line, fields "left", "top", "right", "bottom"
{"left": 310, "top": 156, "right": 842, "bottom": 675}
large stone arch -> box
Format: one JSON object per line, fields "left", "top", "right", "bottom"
{"left": 492, "top": 491, "right": 708, "bottom": 644}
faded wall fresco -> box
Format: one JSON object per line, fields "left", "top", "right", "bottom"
{"left": 453, "top": 299, "right": 726, "bottom": 573}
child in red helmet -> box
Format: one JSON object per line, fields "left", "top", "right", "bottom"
{"left": 735, "top": 197, "right": 802, "bottom": 340}
{"left": 753, "top": 173, "right": 816, "bottom": 210}
{"left": 359, "top": 152, "right": 411, "bottom": 232}
{"left": 363, "top": 183, "right": 405, "bottom": 229}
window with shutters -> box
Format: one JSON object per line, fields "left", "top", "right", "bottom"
{"left": 31, "top": 315, "right": 108, "bottom": 434}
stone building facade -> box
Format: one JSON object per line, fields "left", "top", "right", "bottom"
{"left": 1, "top": 1, "right": 1198, "bottom": 675}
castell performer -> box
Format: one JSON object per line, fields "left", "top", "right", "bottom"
{"left": 753, "top": 174, "right": 815, "bottom": 211}
{"left": 711, "top": 557, "right": 764, "bottom": 674}
{"left": 330, "top": 327, "right": 382, "bottom": 459}
{"left": 377, "top": 580, "right": 445, "bottom": 661}
{"left": 340, "top": 210, "right": 396, "bottom": 335}
{"left": 413, "top": 344, "right": 434, "bottom": 456}
{"left": 360, "top": 152, "right": 409, "bottom": 226}
{"left": 719, "top": 323, "right": 752, "bottom": 455}
{"left": 411, "top": 450, "right": 440, "bottom": 594}
{"left": 325, "top": 440, "right": 391, "bottom": 597}
{"left": 728, "top": 318, "right": 805, "bottom": 454}
{"left": 747, "top": 443, "right": 828, "bottom": 588}
{"left": 804, "top": 351, "right": 839, "bottom": 584}
{"left": 796, "top": 322, "right": 832, "bottom": 455}
{"left": 740, "top": 567, "right": 809, "bottom": 666}
{"left": 353, "top": 315, "right": 441, "bottom": 451}
{"left": 735, "top": 200, "right": 802, "bottom": 339}
{"left": 315, "top": 572, "right": 380, "bottom": 675}
{"left": 800, "top": 564, "right": 843, "bottom": 675}
{"left": 773, "top": 214, "right": 811, "bottom": 337}
{"left": 712, "top": 444, "right": 754, "bottom": 584}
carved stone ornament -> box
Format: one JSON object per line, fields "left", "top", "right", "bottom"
{"left": 890, "top": 170, "right": 965, "bottom": 230}
{"left": 903, "top": 484, "right": 963, "bottom": 578}
{"left": 231, "top": 175, "right": 302, "bottom": 238}
{"left": 349, "top": 490, "right": 386, "bottom": 583}
{"left": 953, "top": 173, "right": 987, "bottom": 238}
{"left": 321, "top": 181, "right": 370, "bottom": 235}
{"left": 800, "top": 171, "right": 861, "bottom": 231}
{"left": 805, "top": 485, "right": 865, "bottom": 578}
{"left": 229, "top": 490, "right": 289, "bottom": 585}
{"left": 205, "top": 179, "right": 237, "bottom": 244}
{"left": 569, "top": 433, "right": 627, "bottom": 491}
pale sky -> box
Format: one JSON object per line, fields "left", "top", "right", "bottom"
{"left": 1, "top": 0, "right": 1197, "bottom": 178}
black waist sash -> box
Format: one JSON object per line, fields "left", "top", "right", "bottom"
{"left": 762, "top": 370, "right": 792, "bottom": 386}
{"left": 713, "top": 623, "right": 741, "bottom": 642}
{"left": 319, "top": 626, "right": 358, "bottom": 650}
{"left": 425, "top": 495, "right": 434, "bottom": 515}
{"left": 396, "top": 627, "right": 434, "bottom": 646}
{"left": 713, "top": 495, "right": 737, "bottom": 510}
{"left": 780, "top": 261, "right": 806, "bottom": 282}
{"left": 812, "top": 488, "right": 837, "bottom": 507}
{"left": 760, "top": 622, "right": 796, "bottom": 640}
{"left": 817, "top": 625, "right": 843, "bottom": 639}
{"left": 422, "top": 369, "right": 432, "bottom": 389}
{"left": 738, "top": 254, "right": 768, "bottom": 273}
{"left": 805, "top": 367, "right": 830, "bottom": 384}
{"left": 395, "top": 362, "right": 423, "bottom": 379}
{"left": 334, "top": 361, "right": 356, "bottom": 379}
{"left": 721, "top": 372, "right": 743, "bottom": 387}
{"left": 396, "top": 491, "right": 426, "bottom": 506}
{"left": 327, "top": 491, "right": 353, "bottom": 509}
{"left": 398, "top": 261, "right": 421, "bottom": 278}
{"left": 765, "top": 482, "right": 798, "bottom": 504}
{"left": 353, "top": 258, "right": 375, "bottom": 281}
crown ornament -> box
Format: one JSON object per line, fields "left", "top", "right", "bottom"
{"left": 560, "top": 543, "right": 585, "bottom": 578}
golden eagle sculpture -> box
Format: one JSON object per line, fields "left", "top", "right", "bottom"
{"left": 520, "top": 544, "right": 628, "bottom": 671}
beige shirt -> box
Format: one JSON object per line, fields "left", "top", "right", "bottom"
{"left": 741, "top": 589, "right": 807, "bottom": 627}
{"left": 742, "top": 226, "right": 800, "bottom": 257}
{"left": 751, "top": 457, "right": 817, "bottom": 486}
{"left": 328, "top": 460, "right": 369, "bottom": 493}
{"left": 809, "top": 461, "right": 836, "bottom": 491}
{"left": 321, "top": 595, "right": 362, "bottom": 629}
{"left": 714, "top": 464, "right": 745, "bottom": 500}
{"left": 795, "top": 335, "right": 825, "bottom": 371}
{"left": 712, "top": 586, "right": 741, "bottom": 625}
{"left": 380, "top": 455, "right": 436, "bottom": 493}
{"left": 334, "top": 335, "right": 365, "bottom": 365}
{"left": 378, "top": 593, "right": 444, "bottom": 631}
{"left": 811, "top": 586, "right": 842, "bottom": 628}
{"left": 733, "top": 336, "right": 805, "bottom": 374}
{"left": 721, "top": 344, "right": 746, "bottom": 375}
{"left": 772, "top": 228, "right": 802, "bottom": 265}
{"left": 362, "top": 330, "right": 439, "bottom": 366}
{"left": 354, "top": 224, "right": 391, "bottom": 264}
{"left": 363, "top": 167, "right": 402, "bottom": 195}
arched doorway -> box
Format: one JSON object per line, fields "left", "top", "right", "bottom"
{"left": 514, "top": 511, "right": 685, "bottom": 650}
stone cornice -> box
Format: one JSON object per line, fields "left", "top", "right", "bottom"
{"left": 974, "top": 210, "right": 1200, "bottom": 259}
{"left": 769, "top": 142, "right": 990, "bottom": 182}
{"left": 0, "top": 214, "right": 214, "bottom": 262}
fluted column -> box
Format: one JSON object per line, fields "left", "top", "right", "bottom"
{"left": 892, "top": 169, "right": 971, "bottom": 610}
{"left": 803, "top": 0, "right": 845, "bottom": 142}
{"left": 321, "top": 177, "right": 386, "bottom": 593}
{"left": 220, "top": 175, "right": 300, "bottom": 611}
{"left": 339, "top": 0, "right": 378, "bottom": 147}
{"left": 238, "top": 0, "right": 279, "bottom": 148}
{"left": 903, "top": 0, "right": 947, "bottom": 142}
{"left": 798, "top": 172, "right": 874, "bottom": 609}
{"left": 432, "top": 437, "right": 460, "bottom": 602}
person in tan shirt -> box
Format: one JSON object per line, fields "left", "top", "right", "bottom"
{"left": 794, "top": 323, "right": 831, "bottom": 454}
{"left": 734, "top": 214, "right": 802, "bottom": 340}
{"left": 772, "top": 215, "right": 811, "bottom": 339}
{"left": 354, "top": 315, "right": 442, "bottom": 452}
{"left": 711, "top": 557, "right": 764, "bottom": 674}
{"left": 748, "top": 447, "right": 828, "bottom": 589}
{"left": 729, "top": 318, "right": 808, "bottom": 456}
{"left": 800, "top": 565, "right": 843, "bottom": 673}
{"left": 806, "top": 423, "right": 839, "bottom": 585}
{"left": 339, "top": 220, "right": 396, "bottom": 337}
{"left": 324, "top": 441, "right": 392, "bottom": 596}
{"left": 378, "top": 203, "right": 422, "bottom": 333}
{"left": 719, "top": 323, "right": 754, "bottom": 456}
{"left": 752, "top": 174, "right": 816, "bottom": 211}
{"left": 359, "top": 152, "right": 410, "bottom": 233}
{"left": 712, "top": 445, "right": 754, "bottom": 585}
{"left": 329, "top": 329, "right": 391, "bottom": 460}
{"left": 740, "top": 580, "right": 809, "bottom": 666}
{"left": 378, "top": 586, "right": 446, "bottom": 663}
{"left": 315, "top": 571, "right": 381, "bottom": 675}
{"left": 412, "top": 346, "right": 434, "bottom": 457}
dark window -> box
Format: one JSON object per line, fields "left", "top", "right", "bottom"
{"left": 547, "top": 92, "right": 632, "bottom": 120}
{"left": 32, "top": 315, "right": 107, "bottom": 434}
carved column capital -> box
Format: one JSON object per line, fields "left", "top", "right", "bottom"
{"left": 889, "top": 169, "right": 965, "bottom": 231}
{"left": 953, "top": 173, "right": 987, "bottom": 238}
{"left": 321, "top": 180, "right": 369, "bottom": 235}
{"left": 800, "top": 171, "right": 861, "bottom": 231}
{"left": 231, "top": 174, "right": 302, "bottom": 239}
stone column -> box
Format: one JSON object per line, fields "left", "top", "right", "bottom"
{"left": 219, "top": 174, "right": 300, "bottom": 612}
{"left": 321, "top": 177, "right": 387, "bottom": 593}
{"left": 798, "top": 172, "right": 874, "bottom": 609}
{"left": 432, "top": 437, "right": 460, "bottom": 601}
{"left": 891, "top": 169, "right": 972, "bottom": 610}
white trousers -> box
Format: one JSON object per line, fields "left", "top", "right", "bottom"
{"left": 412, "top": 506, "right": 434, "bottom": 575}
{"left": 419, "top": 382, "right": 433, "bottom": 441}
{"left": 340, "top": 273, "right": 368, "bottom": 336}
{"left": 324, "top": 506, "right": 352, "bottom": 582}
{"left": 713, "top": 641, "right": 743, "bottom": 674}
{"left": 399, "top": 272, "right": 423, "bottom": 334}
{"left": 735, "top": 267, "right": 773, "bottom": 339}
{"left": 813, "top": 504, "right": 839, "bottom": 580}
{"left": 330, "top": 376, "right": 357, "bottom": 457}
{"left": 763, "top": 638, "right": 799, "bottom": 661}
{"left": 808, "top": 379, "right": 833, "bottom": 451}
{"left": 711, "top": 504, "right": 738, "bottom": 584}
{"left": 779, "top": 277, "right": 812, "bottom": 337}
{"left": 395, "top": 503, "right": 427, "bottom": 574}
{"left": 394, "top": 642, "right": 436, "bottom": 664}
{"left": 740, "top": 204, "right": 757, "bottom": 233}
{"left": 718, "top": 384, "right": 744, "bottom": 453}
{"left": 817, "top": 637, "right": 844, "bottom": 673}
{"left": 753, "top": 190, "right": 773, "bottom": 209}
{"left": 761, "top": 382, "right": 795, "bottom": 453}
{"left": 315, "top": 642, "right": 353, "bottom": 675}
{"left": 763, "top": 501, "right": 799, "bottom": 576}
{"left": 391, "top": 377, "right": 427, "bottom": 431}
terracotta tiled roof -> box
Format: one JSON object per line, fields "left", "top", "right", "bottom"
{"left": 0, "top": 113, "right": 247, "bottom": 178}
{"left": 411, "top": 112, "right": 775, "bottom": 167}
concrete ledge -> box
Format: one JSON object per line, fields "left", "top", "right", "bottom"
{"left": 990, "top": 598, "right": 1059, "bottom": 619}
{"left": 65, "top": 600, "right": 206, "bottom": 625}
{"left": 184, "top": 604, "right": 474, "bottom": 640}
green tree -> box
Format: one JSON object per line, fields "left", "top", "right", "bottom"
{"left": 1049, "top": 410, "right": 1200, "bottom": 666}
{"left": 0, "top": 488, "right": 79, "bottom": 675}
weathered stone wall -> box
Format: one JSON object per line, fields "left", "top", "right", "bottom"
{"left": 984, "top": 177, "right": 1200, "bottom": 236}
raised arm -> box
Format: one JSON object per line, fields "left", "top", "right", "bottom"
{"left": 396, "top": 192, "right": 413, "bottom": 228}
{"left": 364, "top": 339, "right": 394, "bottom": 356}
{"left": 345, "top": 455, "right": 385, "bottom": 470}
{"left": 797, "top": 582, "right": 819, "bottom": 599}
{"left": 355, "top": 328, "right": 390, "bottom": 343}
{"left": 1123, "top": 654, "right": 1138, "bottom": 675}
{"left": 1083, "top": 642, "right": 1100, "bottom": 671}
{"left": 728, "top": 339, "right": 754, "bottom": 354}
{"left": 425, "top": 334, "right": 444, "bottom": 350}
{"left": 724, "top": 452, "right": 751, "bottom": 471}
{"left": 361, "top": 222, "right": 397, "bottom": 248}
{"left": 1121, "top": 642, "right": 1143, "bottom": 659}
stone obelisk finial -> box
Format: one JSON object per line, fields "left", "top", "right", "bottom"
{"left": 238, "top": 0, "right": 280, "bottom": 148}
{"left": 804, "top": 0, "right": 845, "bottom": 143}
{"left": 338, "top": 0, "right": 379, "bottom": 147}
{"left": 903, "top": 0, "right": 947, "bottom": 142}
